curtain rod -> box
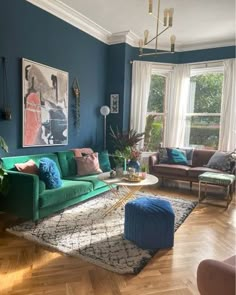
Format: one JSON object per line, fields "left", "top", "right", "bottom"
{"left": 130, "top": 58, "right": 230, "bottom": 65}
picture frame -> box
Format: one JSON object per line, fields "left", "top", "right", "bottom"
{"left": 22, "top": 58, "right": 68, "bottom": 147}
{"left": 110, "top": 94, "right": 119, "bottom": 114}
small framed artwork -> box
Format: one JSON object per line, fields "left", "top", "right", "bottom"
{"left": 110, "top": 94, "right": 119, "bottom": 113}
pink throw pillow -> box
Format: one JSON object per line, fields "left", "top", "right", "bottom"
{"left": 75, "top": 153, "right": 102, "bottom": 176}
{"left": 15, "top": 159, "right": 39, "bottom": 175}
{"left": 72, "top": 148, "right": 94, "bottom": 157}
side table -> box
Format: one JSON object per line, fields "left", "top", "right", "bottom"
{"left": 198, "top": 172, "right": 235, "bottom": 208}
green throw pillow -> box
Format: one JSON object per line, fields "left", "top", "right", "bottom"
{"left": 98, "top": 150, "right": 111, "bottom": 172}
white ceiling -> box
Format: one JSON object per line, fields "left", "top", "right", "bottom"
{"left": 29, "top": 0, "right": 236, "bottom": 51}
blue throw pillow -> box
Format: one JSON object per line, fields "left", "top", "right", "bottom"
{"left": 39, "top": 157, "right": 62, "bottom": 189}
{"left": 98, "top": 150, "right": 111, "bottom": 172}
{"left": 178, "top": 147, "right": 194, "bottom": 165}
{"left": 167, "top": 148, "right": 188, "bottom": 165}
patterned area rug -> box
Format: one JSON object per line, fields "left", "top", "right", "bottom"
{"left": 7, "top": 192, "right": 197, "bottom": 274}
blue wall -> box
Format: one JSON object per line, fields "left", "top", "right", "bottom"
{"left": 0, "top": 0, "right": 108, "bottom": 156}
{"left": 1, "top": 0, "right": 235, "bottom": 156}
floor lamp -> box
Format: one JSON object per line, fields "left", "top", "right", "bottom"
{"left": 100, "top": 105, "right": 110, "bottom": 150}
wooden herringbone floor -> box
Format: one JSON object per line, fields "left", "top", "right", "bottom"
{"left": 0, "top": 183, "right": 235, "bottom": 295}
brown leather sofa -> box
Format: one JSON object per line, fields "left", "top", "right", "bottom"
{"left": 149, "top": 149, "right": 234, "bottom": 189}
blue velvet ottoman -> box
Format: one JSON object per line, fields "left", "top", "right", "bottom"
{"left": 124, "top": 197, "right": 175, "bottom": 249}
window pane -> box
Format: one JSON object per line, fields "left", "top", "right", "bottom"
{"left": 147, "top": 75, "right": 166, "bottom": 113}
{"left": 188, "top": 73, "right": 223, "bottom": 113}
{"left": 144, "top": 115, "right": 164, "bottom": 151}
{"left": 185, "top": 116, "right": 220, "bottom": 149}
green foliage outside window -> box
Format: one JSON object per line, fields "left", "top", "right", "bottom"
{"left": 191, "top": 73, "right": 223, "bottom": 113}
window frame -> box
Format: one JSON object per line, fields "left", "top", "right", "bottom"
{"left": 145, "top": 64, "right": 173, "bottom": 151}
{"left": 185, "top": 64, "right": 224, "bottom": 149}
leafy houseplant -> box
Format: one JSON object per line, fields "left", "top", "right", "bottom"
{"left": 0, "top": 136, "right": 8, "bottom": 196}
{"left": 109, "top": 127, "right": 144, "bottom": 170}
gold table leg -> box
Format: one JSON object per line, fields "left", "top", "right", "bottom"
{"left": 103, "top": 185, "right": 142, "bottom": 217}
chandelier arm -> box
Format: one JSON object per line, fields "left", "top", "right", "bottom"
{"left": 145, "top": 26, "right": 170, "bottom": 46}
{"left": 155, "top": 0, "right": 161, "bottom": 50}
{"left": 139, "top": 50, "right": 173, "bottom": 57}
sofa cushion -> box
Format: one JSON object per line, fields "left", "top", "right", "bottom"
{"left": 65, "top": 175, "right": 107, "bottom": 190}
{"left": 72, "top": 148, "right": 94, "bottom": 157}
{"left": 98, "top": 150, "right": 111, "bottom": 172}
{"left": 75, "top": 153, "right": 102, "bottom": 176}
{"left": 1, "top": 153, "right": 62, "bottom": 176}
{"left": 39, "top": 179, "right": 93, "bottom": 208}
{"left": 152, "top": 164, "right": 190, "bottom": 176}
{"left": 57, "top": 151, "right": 77, "bottom": 177}
{"left": 15, "top": 159, "right": 39, "bottom": 175}
{"left": 167, "top": 148, "right": 188, "bottom": 165}
{"left": 39, "top": 158, "right": 62, "bottom": 189}
{"left": 205, "top": 151, "right": 232, "bottom": 172}
{"left": 159, "top": 148, "right": 169, "bottom": 163}
{"left": 192, "top": 149, "right": 215, "bottom": 167}
{"left": 188, "top": 167, "right": 224, "bottom": 178}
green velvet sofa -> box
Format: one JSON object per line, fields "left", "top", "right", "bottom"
{"left": 0, "top": 151, "right": 110, "bottom": 222}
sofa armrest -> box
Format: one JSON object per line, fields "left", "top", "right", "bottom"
{"left": 1, "top": 170, "right": 40, "bottom": 221}
{"left": 149, "top": 152, "right": 159, "bottom": 173}
{"left": 197, "top": 258, "right": 236, "bottom": 295}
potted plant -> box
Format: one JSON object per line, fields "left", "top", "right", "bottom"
{"left": 0, "top": 136, "right": 8, "bottom": 196}
{"left": 109, "top": 127, "right": 144, "bottom": 172}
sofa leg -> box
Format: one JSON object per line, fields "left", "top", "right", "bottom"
{"left": 34, "top": 220, "right": 39, "bottom": 226}
{"left": 190, "top": 181, "right": 192, "bottom": 191}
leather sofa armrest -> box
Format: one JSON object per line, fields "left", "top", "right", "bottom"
{"left": 149, "top": 152, "right": 160, "bottom": 173}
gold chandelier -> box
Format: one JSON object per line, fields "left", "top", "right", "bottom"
{"left": 139, "top": 0, "right": 176, "bottom": 56}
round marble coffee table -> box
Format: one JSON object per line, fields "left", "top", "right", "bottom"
{"left": 98, "top": 172, "right": 158, "bottom": 216}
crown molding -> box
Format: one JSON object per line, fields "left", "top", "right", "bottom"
{"left": 26, "top": 0, "right": 111, "bottom": 44}
{"left": 178, "top": 39, "right": 235, "bottom": 51}
{"left": 26, "top": 0, "right": 235, "bottom": 52}
{"left": 107, "top": 31, "right": 140, "bottom": 47}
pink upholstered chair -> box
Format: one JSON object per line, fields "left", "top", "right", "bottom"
{"left": 197, "top": 255, "right": 236, "bottom": 295}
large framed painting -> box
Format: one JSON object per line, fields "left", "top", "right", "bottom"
{"left": 22, "top": 58, "right": 68, "bottom": 147}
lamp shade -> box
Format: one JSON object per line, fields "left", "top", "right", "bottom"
{"left": 100, "top": 105, "right": 110, "bottom": 116}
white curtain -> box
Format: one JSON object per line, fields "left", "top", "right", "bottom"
{"left": 130, "top": 61, "right": 152, "bottom": 149}
{"left": 219, "top": 59, "right": 236, "bottom": 151}
{"left": 165, "top": 64, "right": 191, "bottom": 147}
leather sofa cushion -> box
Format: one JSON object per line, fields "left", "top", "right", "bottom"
{"left": 152, "top": 164, "right": 190, "bottom": 176}
{"left": 64, "top": 175, "right": 106, "bottom": 190}
{"left": 192, "top": 149, "right": 215, "bottom": 167}
{"left": 39, "top": 180, "right": 93, "bottom": 208}
{"left": 188, "top": 167, "right": 222, "bottom": 178}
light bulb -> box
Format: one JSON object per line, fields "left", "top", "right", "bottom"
{"left": 100, "top": 106, "right": 110, "bottom": 116}
{"left": 170, "top": 35, "right": 176, "bottom": 52}
{"left": 148, "top": 0, "right": 153, "bottom": 14}
{"left": 163, "top": 9, "right": 168, "bottom": 26}
{"left": 168, "top": 8, "right": 174, "bottom": 27}
{"left": 139, "top": 39, "right": 144, "bottom": 48}
{"left": 144, "top": 30, "right": 149, "bottom": 44}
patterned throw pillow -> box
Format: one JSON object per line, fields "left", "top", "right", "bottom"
{"left": 206, "top": 151, "right": 232, "bottom": 172}
{"left": 158, "top": 148, "right": 169, "bottom": 163}
{"left": 75, "top": 153, "right": 102, "bottom": 176}
{"left": 39, "top": 158, "right": 62, "bottom": 189}
{"left": 166, "top": 148, "right": 188, "bottom": 165}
